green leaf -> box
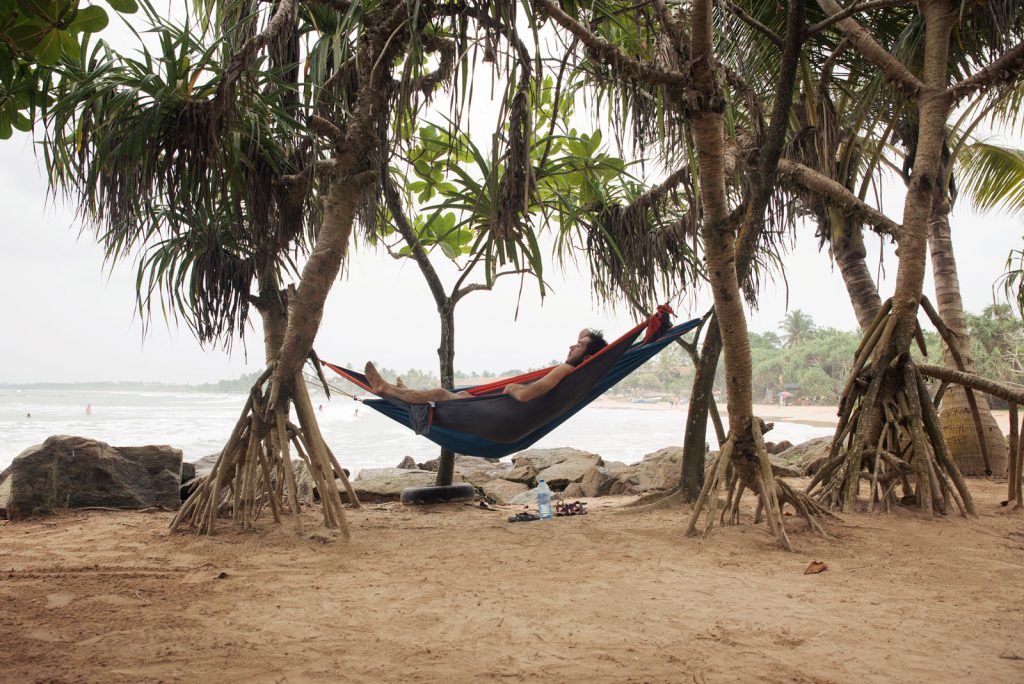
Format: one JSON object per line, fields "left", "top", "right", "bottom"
{"left": 11, "top": 110, "right": 32, "bottom": 131}
{"left": 439, "top": 241, "right": 457, "bottom": 259}
{"left": 29, "top": 28, "right": 61, "bottom": 65}
{"left": 67, "top": 4, "right": 107, "bottom": 32}
{"left": 0, "top": 112, "right": 12, "bottom": 140}
{"left": 104, "top": 0, "right": 136, "bottom": 13}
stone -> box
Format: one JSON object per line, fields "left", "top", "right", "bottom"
{"left": 351, "top": 468, "right": 449, "bottom": 502}
{"left": 512, "top": 447, "right": 601, "bottom": 471}
{"left": 396, "top": 456, "right": 418, "bottom": 469}
{"left": 562, "top": 482, "right": 585, "bottom": 498}
{"left": 502, "top": 463, "right": 538, "bottom": 485}
{"left": 189, "top": 453, "right": 220, "bottom": 478}
{"left": 478, "top": 478, "right": 528, "bottom": 505}
{"left": 181, "top": 461, "right": 196, "bottom": 483}
{"left": 774, "top": 437, "right": 832, "bottom": 475}
{"left": 580, "top": 466, "right": 615, "bottom": 497}
{"left": 508, "top": 486, "right": 538, "bottom": 506}
{"left": 603, "top": 460, "right": 630, "bottom": 475}
{"left": 291, "top": 459, "right": 319, "bottom": 503}
{"left": 641, "top": 446, "right": 684, "bottom": 464}
{"left": 765, "top": 440, "right": 794, "bottom": 455}
{"left": 536, "top": 452, "right": 604, "bottom": 490}
{"left": 607, "top": 476, "right": 640, "bottom": 496}
{"left": 0, "top": 436, "right": 182, "bottom": 520}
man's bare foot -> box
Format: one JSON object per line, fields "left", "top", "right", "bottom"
{"left": 364, "top": 362, "right": 389, "bottom": 394}
{"left": 396, "top": 377, "right": 407, "bottom": 389}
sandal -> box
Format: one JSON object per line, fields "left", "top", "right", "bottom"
{"left": 555, "top": 501, "right": 588, "bottom": 517}
{"left": 507, "top": 512, "right": 540, "bottom": 523}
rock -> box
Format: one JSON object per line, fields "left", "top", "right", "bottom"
{"left": 478, "top": 479, "right": 528, "bottom": 505}
{"left": 352, "top": 468, "right": 449, "bottom": 502}
{"left": 534, "top": 451, "right": 603, "bottom": 490}
{"left": 771, "top": 463, "right": 803, "bottom": 478}
{"left": 291, "top": 459, "right": 320, "bottom": 503}
{"left": 502, "top": 463, "right": 538, "bottom": 485}
{"left": 641, "top": 446, "right": 684, "bottom": 464}
{"left": 580, "top": 466, "right": 615, "bottom": 497}
{"left": 189, "top": 453, "right": 220, "bottom": 478}
{"left": 603, "top": 461, "right": 630, "bottom": 476}
{"left": 509, "top": 486, "right": 538, "bottom": 506}
{"left": 775, "top": 437, "right": 832, "bottom": 475}
{"left": 765, "top": 440, "right": 794, "bottom": 455}
{"left": 512, "top": 447, "right": 601, "bottom": 471}
{"left": 607, "top": 476, "right": 640, "bottom": 496}
{"left": 181, "top": 461, "right": 196, "bottom": 483}
{"left": 0, "top": 436, "right": 182, "bottom": 520}
{"left": 562, "top": 482, "right": 585, "bottom": 498}
{"left": 396, "top": 456, "right": 418, "bottom": 469}
{"left": 419, "top": 458, "right": 439, "bottom": 471}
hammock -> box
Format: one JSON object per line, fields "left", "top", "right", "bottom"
{"left": 323, "top": 309, "right": 703, "bottom": 458}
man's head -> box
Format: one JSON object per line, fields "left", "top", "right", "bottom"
{"left": 566, "top": 328, "right": 608, "bottom": 366}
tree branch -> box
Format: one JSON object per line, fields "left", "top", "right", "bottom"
{"left": 813, "top": 0, "right": 924, "bottom": 97}
{"left": 805, "top": 0, "right": 911, "bottom": 38}
{"left": 949, "top": 40, "right": 1024, "bottom": 103}
{"left": 718, "top": 0, "right": 783, "bottom": 48}
{"left": 776, "top": 158, "right": 902, "bottom": 239}
{"left": 381, "top": 172, "right": 449, "bottom": 308}
{"left": 918, "top": 363, "right": 1024, "bottom": 405}
{"left": 532, "top": 0, "right": 689, "bottom": 89}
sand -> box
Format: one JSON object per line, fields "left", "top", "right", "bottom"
{"left": 2, "top": 479, "right": 1023, "bottom": 682}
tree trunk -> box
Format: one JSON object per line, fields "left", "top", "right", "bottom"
{"left": 833, "top": 225, "right": 882, "bottom": 330}
{"left": 680, "top": 323, "right": 722, "bottom": 501}
{"left": 436, "top": 302, "right": 456, "bottom": 486}
{"left": 929, "top": 205, "right": 1008, "bottom": 475}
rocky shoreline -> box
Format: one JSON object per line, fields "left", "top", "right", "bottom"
{"left": 1, "top": 435, "right": 833, "bottom": 519}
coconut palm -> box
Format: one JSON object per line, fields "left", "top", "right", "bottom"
{"left": 779, "top": 310, "right": 817, "bottom": 348}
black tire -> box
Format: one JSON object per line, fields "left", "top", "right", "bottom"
{"left": 400, "top": 483, "right": 477, "bottom": 505}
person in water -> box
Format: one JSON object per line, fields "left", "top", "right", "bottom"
{"left": 363, "top": 329, "right": 608, "bottom": 404}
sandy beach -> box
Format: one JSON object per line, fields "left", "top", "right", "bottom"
{"left": 2, "top": 478, "right": 1022, "bottom": 682}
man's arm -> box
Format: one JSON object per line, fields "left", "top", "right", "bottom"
{"left": 503, "top": 364, "right": 574, "bottom": 402}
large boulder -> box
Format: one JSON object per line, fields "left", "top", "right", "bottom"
{"left": 512, "top": 447, "right": 601, "bottom": 471}
{"left": 351, "top": 468, "right": 448, "bottom": 502}
{"left": 0, "top": 436, "right": 182, "bottom": 520}
{"left": 477, "top": 478, "right": 529, "bottom": 505}
{"left": 502, "top": 463, "right": 539, "bottom": 485}
{"left": 775, "top": 437, "right": 832, "bottom": 475}
{"left": 534, "top": 451, "right": 603, "bottom": 490}
{"left": 189, "top": 453, "right": 221, "bottom": 479}
{"left": 396, "top": 456, "right": 418, "bottom": 470}
{"left": 580, "top": 466, "right": 616, "bottom": 497}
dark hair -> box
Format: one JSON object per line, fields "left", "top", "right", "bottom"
{"left": 582, "top": 329, "right": 607, "bottom": 357}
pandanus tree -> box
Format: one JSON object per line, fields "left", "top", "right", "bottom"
{"left": 799, "top": 0, "right": 1024, "bottom": 516}
{"left": 44, "top": 0, "right": 549, "bottom": 534}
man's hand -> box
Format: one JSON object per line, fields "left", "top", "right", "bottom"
{"left": 503, "top": 383, "right": 527, "bottom": 400}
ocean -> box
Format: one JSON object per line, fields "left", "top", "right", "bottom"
{"left": 0, "top": 389, "right": 833, "bottom": 474}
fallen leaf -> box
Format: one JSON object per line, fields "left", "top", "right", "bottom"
{"left": 214, "top": 571, "right": 229, "bottom": 580}
{"left": 804, "top": 560, "right": 828, "bottom": 575}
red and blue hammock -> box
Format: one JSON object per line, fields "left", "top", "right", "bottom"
{"left": 324, "top": 308, "right": 702, "bottom": 458}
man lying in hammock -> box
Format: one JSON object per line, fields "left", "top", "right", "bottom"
{"left": 363, "top": 329, "right": 608, "bottom": 404}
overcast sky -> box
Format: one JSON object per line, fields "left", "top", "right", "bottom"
{"left": 1, "top": 9, "right": 1022, "bottom": 385}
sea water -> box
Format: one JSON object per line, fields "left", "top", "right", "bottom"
{"left": 0, "top": 389, "right": 833, "bottom": 475}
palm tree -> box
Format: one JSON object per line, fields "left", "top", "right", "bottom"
{"left": 779, "top": 310, "right": 817, "bottom": 347}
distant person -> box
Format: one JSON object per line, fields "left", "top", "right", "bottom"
{"left": 363, "top": 329, "right": 608, "bottom": 404}
{"left": 353, "top": 407, "right": 360, "bottom": 418}
{"left": 319, "top": 404, "right": 323, "bottom": 412}
{"left": 85, "top": 403, "right": 92, "bottom": 416}
{"left": 26, "top": 412, "right": 31, "bottom": 418}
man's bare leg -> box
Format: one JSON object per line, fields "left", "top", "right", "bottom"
{"left": 364, "top": 362, "right": 467, "bottom": 404}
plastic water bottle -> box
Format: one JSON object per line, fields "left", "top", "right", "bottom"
{"left": 536, "top": 479, "right": 553, "bottom": 520}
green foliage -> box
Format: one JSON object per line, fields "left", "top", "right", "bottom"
{"left": 964, "top": 304, "right": 1024, "bottom": 386}
{"left": 750, "top": 325, "right": 860, "bottom": 404}
{"left": 0, "top": 0, "right": 135, "bottom": 138}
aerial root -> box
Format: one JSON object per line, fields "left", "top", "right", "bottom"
{"left": 170, "top": 365, "right": 357, "bottom": 536}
